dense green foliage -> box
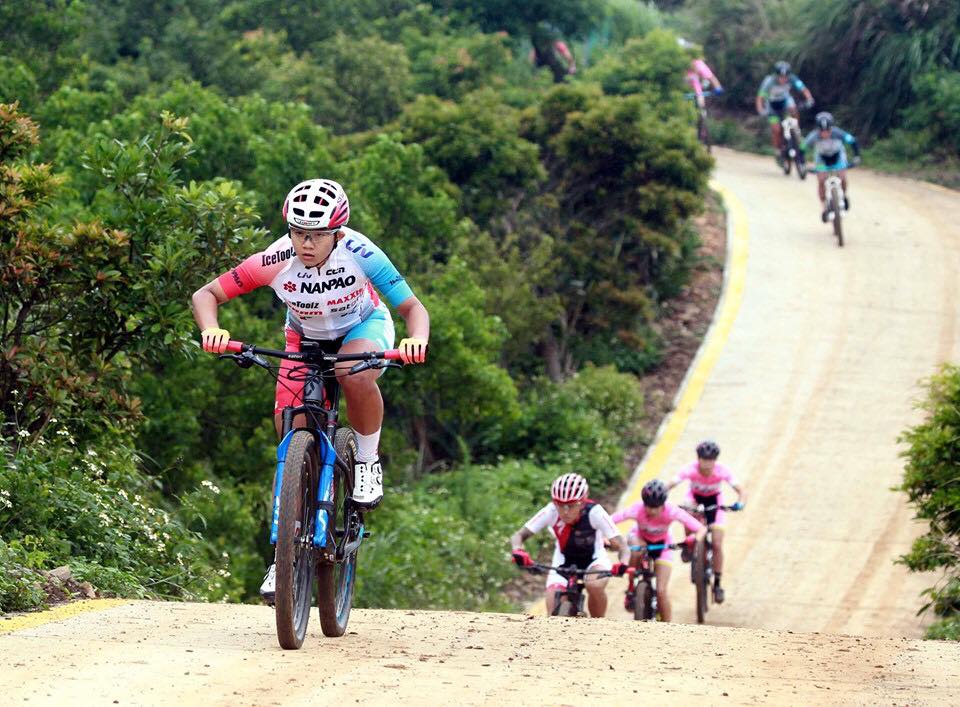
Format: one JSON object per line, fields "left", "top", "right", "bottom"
{"left": 899, "top": 365, "right": 960, "bottom": 640}
{"left": 0, "top": 1, "right": 714, "bottom": 614}
{"left": 680, "top": 0, "right": 959, "bottom": 170}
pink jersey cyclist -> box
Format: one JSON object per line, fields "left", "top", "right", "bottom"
{"left": 672, "top": 460, "right": 738, "bottom": 526}
{"left": 612, "top": 501, "right": 703, "bottom": 565}
{"left": 685, "top": 58, "right": 719, "bottom": 98}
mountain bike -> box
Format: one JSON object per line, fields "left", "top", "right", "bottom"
{"left": 778, "top": 113, "right": 807, "bottom": 180}
{"left": 218, "top": 339, "right": 402, "bottom": 649}
{"left": 626, "top": 542, "right": 686, "bottom": 621}
{"left": 680, "top": 502, "right": 742, "bottom": 624}
{"left": 685, "top": 88, "right": 723, "bottom": 153}
{"left": 522, "top": 563, "right": 613, "bottom": 617}
{"left": 819, "top": 163, "right": 857, "bottom": 247}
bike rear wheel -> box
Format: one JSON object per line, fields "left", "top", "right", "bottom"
{"left": 698, "top": 113, "right": 711, "bottom": 153}
{"left": 633, "top": 580, "right": 656, "bottom": 621}
{"left": 275, "top": 430, "right": 318, "bottom": 649}
{"left": 316, "top": 427, "right": 359, "bottom": 637}
{"left": 831, "top": 185, "right": 844, "bottom": 247}
{"left": 693, "top": 539, "right": 709, "bottom": 624}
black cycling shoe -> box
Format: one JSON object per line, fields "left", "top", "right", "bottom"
{"left": 821, "top": 205, "right": 831, "bottom": 223}
{"left": 843, "top": 196, "right": 850, "bottom": 211}
{"left": 624, "top": 591, "right": 636, "bottom": 612}
{"left": 713, "top": 584, "right": 725, "bottom": 604}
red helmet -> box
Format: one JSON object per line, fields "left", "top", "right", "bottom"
{"left": 551, "top": 473, "right": 588, "bottom": 503}
{"left": 282, "top": 179, "right": 350, "bottom": 230}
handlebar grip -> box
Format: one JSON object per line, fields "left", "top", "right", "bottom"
{"left": 383, "top": 349, "right": 403, "bottom": 361}
{"left": 224, "top": 340, "right": 245, "bottom": 353}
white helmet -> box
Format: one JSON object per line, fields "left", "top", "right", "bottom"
{"left": 551, "top": 473, "right": 589, "bottom": 503}
{"left": 282, "top": 179, "right": 350, "bottom": 230}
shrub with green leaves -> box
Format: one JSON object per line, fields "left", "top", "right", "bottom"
{"left": 0, "top": 431, "right": 231, "bottom": 611}
{"left": 899, "top": 363, "right": 960, "bottom": 640}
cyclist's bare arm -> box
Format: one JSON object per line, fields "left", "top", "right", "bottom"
{"left": 607, "top": 534, "right": 631, "bottom": 564}
{"left": 510, "top": 526, "right": 533, "bottom": 551}
{"left": 665, "top": 479, "right": 680, "bottom": 492}
{"left": 731, "top": 482, "right": 747, "bottom": 505}
{"left": 191, "top": 279, "right": 229, "bottom": 330}
{"left": 395, "top": 295, "right": 431, "bottom": 342}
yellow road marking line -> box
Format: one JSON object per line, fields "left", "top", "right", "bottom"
{"left": 0, "top": 599, "right": 130, "bottom": 635}
{"left": 529, "top": 180, "right": 750, "bottom": 616}
{"left": 616, "top": 180, "right": 750, "bottom": 515}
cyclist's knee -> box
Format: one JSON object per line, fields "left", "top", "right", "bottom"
{"left": 585, "top": 577, "right": 609, "bottom": 591}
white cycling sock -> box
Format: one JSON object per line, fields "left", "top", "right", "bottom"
{"left": 355, "top": 429, "right": 381, "bottom": 462}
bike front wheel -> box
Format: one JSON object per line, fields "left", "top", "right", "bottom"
{"left": 633, "top": 580, "right": 656, "bottom": 621}
{"left": 316, "top": 427, "right": 359, "bottom": 637}
{"left": 275, "top": 430, "right": 319, "bottom": 649}
{"left": 831, "top": 187, "right": 844, "bottom": 247}
{"left": 693, "top": 539, "right": 709, "bottom": 624}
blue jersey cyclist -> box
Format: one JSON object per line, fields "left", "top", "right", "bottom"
{"left": 191, "top": 178, "right": 430, "bottom": 601}
{"left": 755, "top": 61, "right": 815, "bottom": 161}
{"left": 803, "top": 112, "right": 861, "bottom": 222}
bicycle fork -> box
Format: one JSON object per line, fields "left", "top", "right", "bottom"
{"left": 270, "top": 429, "right": 337, "bottom": 552}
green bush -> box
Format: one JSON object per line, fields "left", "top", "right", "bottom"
{"left": 0, "top": 432, "right": 231, "bottom": 611}
{"left": 899, "top": 364, "right": 960, "bottom": 640}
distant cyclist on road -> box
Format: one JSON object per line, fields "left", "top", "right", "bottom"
{"left": 612, "top": 479, "right": 706, "bottom": 622}
{"left": 510, "top": 473, "right": 630, "bottom": 618}
{"left": 679, "top": 38, "right": 723, "bottom": 109}
{"left": 191, "top": 178, "right": 430, "bottom": 600}
{"left": 803, "top": 111, "right": 862, "bottom": 222}
{"left": 756, "top": 61, "right": 815, "bottom": 163}
{"left": 667, "top": 440, "right": 746, "bottom": 604}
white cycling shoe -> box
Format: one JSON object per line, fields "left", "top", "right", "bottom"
{"left": 352, "top": 459, "right": 383, "bottom": 510}
{"left": 259, "top": 563, "right": 276, "bottom": 604}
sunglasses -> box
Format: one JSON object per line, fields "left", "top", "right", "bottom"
{"left": 290, "top": 228, "right": 338, "bottom": 244}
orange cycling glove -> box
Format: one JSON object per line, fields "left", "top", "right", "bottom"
{"left": 201, "top": 327, "right": 231, "bottom": 353}
{"left": 398, "top": 337, "right": 428, "bottom": 364}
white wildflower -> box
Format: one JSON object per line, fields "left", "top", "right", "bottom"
{"left": 201, "top": 480, "right": 221, "bottom": 495}
{"left": 217, "top": 569, "right": 231, "bottom": 578}
{"left": 86, "top": 449, "right": 98, "bottom": 457}
{"left": 56, "top": 429, "right": 71, "bottom": 437}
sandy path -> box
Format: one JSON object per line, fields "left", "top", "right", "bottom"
{"left": 2, "top": 601, "right": 958, "bottom": 705}
{"left": 605, "top": 148, "right": 959, "bottom": 637}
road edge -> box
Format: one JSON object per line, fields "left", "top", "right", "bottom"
{"left": 0, "top": 599, "right": 130, "bottom": 635}
{"left": 615, "top": 179, "right": 750, "bottom": 514}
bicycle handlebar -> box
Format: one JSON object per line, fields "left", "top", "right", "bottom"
{"left": 684, "top": 88, "right": 723, "bottom": 99}
{"left": 525, "top": 563, "right": 613, "bottom": 578}
{"left": 629, "top": 542, "right": 684, "bottom": 552}
{"left": 223, "top": 340, "right": 403, "bottom": 362}
{"left": 680, "top": 503, "right": 743, "bottom": 514}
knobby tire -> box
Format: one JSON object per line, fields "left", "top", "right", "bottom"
{"left": 633, "top": 580, "right": 655, "bottom": 621}
{"left": 693, "top": 539, "right": 709, "bottom": 624}
{"left": 831, "top": 184, "right": 844, "bottom": 247}
{"left": 275, "top": 430, "right": 319, "bottom": 650}
{"left": 316, "top": 427, "right": 359, "bottom": 637}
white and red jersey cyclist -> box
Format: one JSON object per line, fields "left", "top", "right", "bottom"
{"left": 523, "top": 499, "right": 620, "bottom": 589}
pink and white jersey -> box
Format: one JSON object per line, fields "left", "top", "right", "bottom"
{"left": 612, "top": 501, "right": 703, "bottom": 543}
{"left": 217, "top": 227, "right": 413, "bottom": 340}
{"left": 685, "top": 58, "right": 718, "bottom": 96}
{"left": 672, "top": 461, "right": 737, "bottom": 499}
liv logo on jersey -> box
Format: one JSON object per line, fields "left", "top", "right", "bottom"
{"left": 344, "top": 238, "right": 374, "bottom": 259}
{"left": 300, "top": 275, "right": 357, "bottom": 294}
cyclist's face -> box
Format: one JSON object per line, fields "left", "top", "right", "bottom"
{"left": 645, "top": 503, "right": 664, "bottom": 516}
{"left": 819, "top": 129, "right": 831, "bottom": 139}
{"left": 555, "top": 500, "right": 584, "bottom": 523}
{"left": 698, "top": 459, "right": 716, "bottom": 475}
{"left": 289, "top": 226, "right": 339, "bottom": 265}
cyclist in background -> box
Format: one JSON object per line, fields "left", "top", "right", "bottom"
{"left": 612, "top": 479, "right": 706, "bottom": 622}
{"left": 803, "top": 111, "right": 862, "bottom": 222}
{"left": 756, "top": 61, "right": 815, "bottom": 163}
{"left": 192, "top": 178, "right": 430, "bottom": 600}
{"left": 510, "top": 473, "right": 630, "bottom": 618}
{"left": 679, "top": 38, "right": 723, "bottom": 109}
{"left": 667, "top": 440, "right": 746, "bottom": 604}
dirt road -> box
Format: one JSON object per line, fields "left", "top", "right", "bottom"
{"left": 3, "top": 150, "right": 959, "bottom": 704}
{"left": 608, "top": 148, "right": 960, "bottom": 636}
{"left": 2, "top": 601, "right": 959, "bottom": 705}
